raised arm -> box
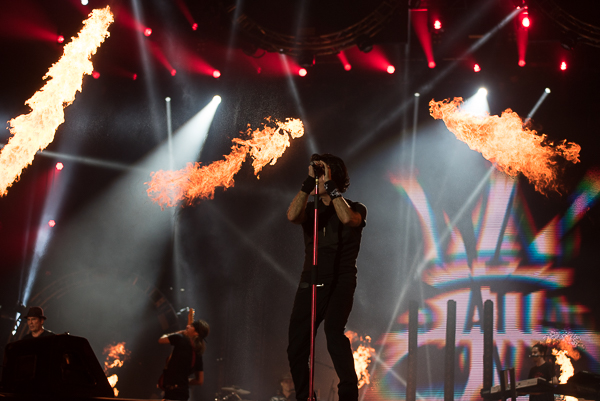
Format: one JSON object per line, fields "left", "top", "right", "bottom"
{"left": 287, "top": 163, "right": 317, "bottom": 224}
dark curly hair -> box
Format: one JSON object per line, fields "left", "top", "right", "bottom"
{"left": 192, "top": 319, "right": 210, "bottom": 355}
{"left": 532, "top": 342, "right": 548, "bottom": 357}
{"left": 310, "top": 153, "right": 350, "bottom": 193}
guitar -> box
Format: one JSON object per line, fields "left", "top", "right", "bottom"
{"left": 157, "top": 307, "right": 195, "bottom": 390}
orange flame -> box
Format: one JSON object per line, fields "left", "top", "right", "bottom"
{"left": 103, "top": 342, "right": 130, "bottom": 397}
{"left": 429, "top": 97, "right": 581, "bottom": 195}
{"left": 0, "top": 7, "right": 113, "bottom": 196}
{"left": 346, "top": 331, "right": 375, "bottom": 389}
{"left": 146, "top": 117, "right": 304, "bottom": 209}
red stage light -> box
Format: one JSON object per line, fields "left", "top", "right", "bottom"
{"left": 171, "top": 69, "right": 177, "bottom": 76}
{"left": 521, "top": 13, "right": 530, "bottom": 28}
{"left": 473, "top": 64, "right": 481, "bottom": 72}
{"left": 92, "top": 71, "right": 100, "bottom": 79}
{"left": 428, "top": 61, "right": 436, "bottom": 69}
{"left": 387, "top": 65, "right": 395, "bottom": 74}
{"left": 57, "top": 35, "right": 64, "bottom": 44}
{"left": 212, "top": 70, "right": 221, "bottom": 78}
{"left": 48, "top": 220, "right": 56, "bottom": 227}
{"left": 55, "top": 162, "right": 63, "bottom": 171}
{"left": 192, "top": 23, "right": 198, "bottom": 31}
{"left": 560, "top": 61, "right": 567, "bottom": 71}
{"left": 298, "top": 68, "right": 307, "bottom": 77}
{"left": 133, "top": 73, "right": 137, "bottom": 80}
{"left": 518, "top": 59, "right": 526, "bottom": 67}
{"left": 144, "top": 28, "right": 152, "bottom": 37}
{"left": 433, "top": 20, "right": 442, "bottom": 30}
{"left": 344, "top": 64, "right": 351, "bottom": 71}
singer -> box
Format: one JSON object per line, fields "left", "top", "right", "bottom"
{"left": 286, "top": 153, "right": 367, "bottom": 401}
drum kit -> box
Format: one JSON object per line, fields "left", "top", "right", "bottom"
{"left": 216, "top": 385, "right": 253, "bottom": 401}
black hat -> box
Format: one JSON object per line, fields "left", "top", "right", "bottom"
{"left": 25, "top": 306, "right": 46, "bottom": 320}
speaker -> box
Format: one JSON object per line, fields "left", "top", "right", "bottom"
{"left": 1, "top": 334, "right": 114, "bottom": 397}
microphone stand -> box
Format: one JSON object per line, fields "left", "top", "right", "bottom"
{"left": 308, "top": 174, "right": 319, "bottom": 401}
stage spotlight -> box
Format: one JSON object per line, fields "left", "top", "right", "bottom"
{"left": 57, "top": 35, "right": 64, "bottom": 44}
{"left": 356, "top": 35, "right": 374, "bottom": 53}
{"left": 212, "top": 70, "right": 221, "bottom": 78}
{"left": 414, "top": 93, "right": 420, "bottom": 97}
{"left": 521, "top": 12, "right": 530, "bottom": 28}
{"left": 560, "top": 61, "right": 567, "bottom": 71}
{"left": 518, "top": 59, "right": 526, "bottom": 67}
{"left": 132, "top": 73, "right": 137, "bottom": 80}
{"left": 428, "top": 61, "right": 436, "bottom": 69}
{"left": 478, "top": 87, "right": 488, "bottom": 96}
{"left": 48, "top": 220, "right": 56, "bottom": 228}
{"left": 144, "top": 28, "right": 152, "bottom": 37}
{"left": 81, "top": 0, "right": 88, "bottom": 4}
{"left": 298, "top": 68, "right": 308, "bottom": 77}
{"left": 55, "top": 162, "right": 64, "bottom": 171}
{"left": 213, "top": 95, "right": 221, "bottom": 103}
{"left": 92, "top": 71, "right": 100, "bottom": 79}
{"left": 473, "top": 63, "right": 481, "bottom": 72}
{"left": 433, "top": 20, "right": 442, "bottom": 30}
{"left": 545, "top": 88, "right": 551, "bottom": 93}
{"left": 344, "top": 64, "right": 352, "bottom": 71}
{"left": 171, "top": 69, "right": 177, "bottom": 76}
{"left": 387, "top": 65, "right": 395, "bottom": 74}
{"left": 192, "top": 23, "right": 198, "bottom": 31}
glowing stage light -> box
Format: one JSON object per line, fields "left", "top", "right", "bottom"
{"left": 170, "top": 69, "right": 176, "bottom": 76}
{"left": 0, "top": 7, "right": 113, "bottom": 197}
{"left": 298, "top": 68, "right": 307, "bottom": 77}
{"left": 57, "top": 35, "right": 65, "bottom": 44}
{"left": 478, "top": 87, "right": 488, "bottom": 96}
{"left": 48, "top": 220, "right": 56, "bottom": 227}
{"left": 92, "top": 71, "right": 100, "bottom": 79}
{"left": 81, "top": 0, "right": 88, "bottom": 4}
{"left": 344, "top": 64, "right": 352, "bottom": 71}
{"left": 192, "top": 23, "right": 198, "bottom": 31}
{"left": 144, "top": 27, "right": 152, "bottom": 37}
{"left": 56, "top": 162, "right": 64, "bottom": 170}
{"left": 545, "top": 88, "right": 551, "bottom": 93}
{"left": 414, "top": 93, "right": 420, "bottom": 97}
{"left": 560, "top": 61, "right": 567, "bottom": 71}
{"left": 212, "top": 70, "right": 221, "bottom": 78}
{"left": 473, "top": 63, "right": 481, "bottom": 72}
{"left": 386, "top": 65, "right": 395, "bottom": 74}
{"left": 428, "top": 61, "right": 436, "bottom": 69}
{"left": 521, "top": 12, "right": 530, "bottom": 28}
{"left": 518, "top": 59, "right": 526, "bottom": 67}
{"left": 213, "top": 95, "right": 221, "bottom": 103}
{"left": 132, "top": 73, "right": 137, "bottom": 80}
{"left": 429, "top": 97, "right": 581, "bottom": 195}
{"left": 433, "top": 20, "right": 442, "bottom": 30}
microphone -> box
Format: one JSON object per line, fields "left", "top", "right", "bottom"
{"left": 310, "top": 161, "right": 324, "bottom": 177}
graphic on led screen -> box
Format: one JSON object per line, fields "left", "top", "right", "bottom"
{"left": 363, "top": 168, "right": 600, "bottom": 401}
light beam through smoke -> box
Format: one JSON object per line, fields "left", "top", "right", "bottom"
{"left": 0, "top": 7, "right": 114, "bottom": 196}
{"left": 146, "top": 117, "right": 304, "bottom": 209}
{"left": 429, "top": 97, "right": 581, "bottom": 195}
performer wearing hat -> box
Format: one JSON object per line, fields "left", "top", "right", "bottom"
{"left": 270, "top": 373, "right": 296, "bottom": 401}
{"left": 158, "top": 319, "right": 210, "bottom": 401}
{"left": 286, "top": 153, "right": 367, "bottom": 401}
{"left": 22, "top": 306, "right": 55, "bottom": 340}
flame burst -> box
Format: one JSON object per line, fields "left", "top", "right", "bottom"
{"left": 146, "top": 117, "right": 304, "bottom": 209}
{"left": 346, "top": 331, "right": 375, "bottom": 389}
{"left": 544, "top": 333, "right": 583, "bottom": 401}
{"left": 103, "top": 342, "right": 130, "bottom": 396}
{"left": 429, "top": 97, "right": 581, "bottom": 195}
{"left": 0, "top": 7, "right": 114, "bottom": 196}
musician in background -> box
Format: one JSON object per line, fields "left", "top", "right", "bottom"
{"left": 22, "top": 306, "right": 55, "bottom": 339}
{"left": 158, "top": 320, "right": 210, "bottom": 400}
{"left": 270, "top": 373, "right": 295, "bottom": 401}
{"left": 528, "top": 342, "right": 557, "bottom": 401}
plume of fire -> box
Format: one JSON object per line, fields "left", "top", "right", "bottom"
{"left": 543, "top": 333, "right": 583, "bottom": 401}
{"left": 345, "top": 330, "right": 375, "bottom": 389}
{"left": 0, "top": 7, "right": 114, "bottom": 197}
{"left": 103, "top": 342, "right": 131, "bottom": 397}
{"left": 146, "top": 117, "right": 304, "bottom": 209}
{"left": 429, "top": 97, "right": 581, "bottom": 195}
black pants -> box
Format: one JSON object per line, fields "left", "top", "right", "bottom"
{"left": 287, "top": 273, "right": 358, "bottom": 401}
